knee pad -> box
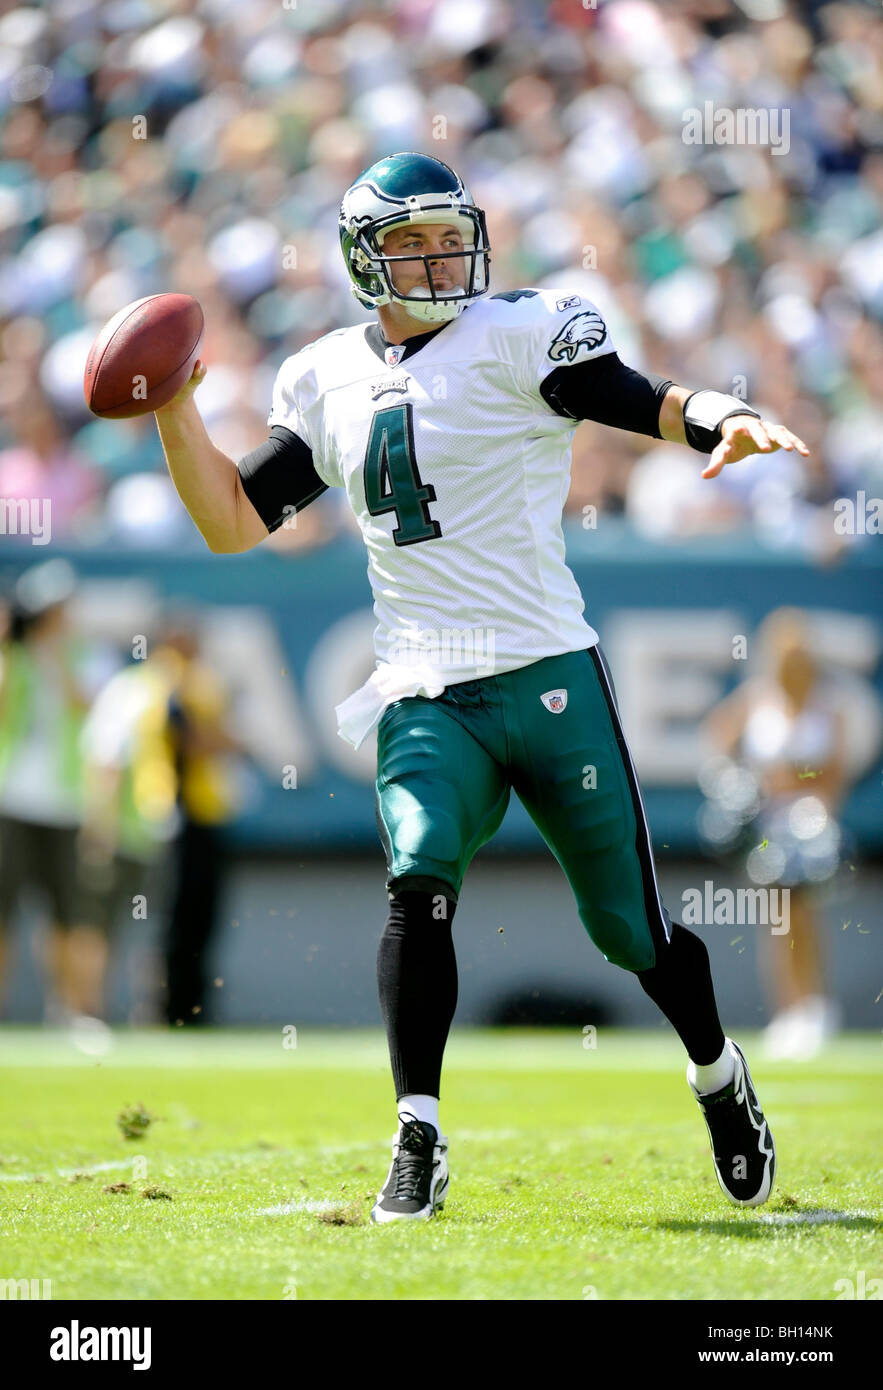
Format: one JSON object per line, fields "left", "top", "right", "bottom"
{"left": 579, "top": 905, "right": 656, "bottom": 972}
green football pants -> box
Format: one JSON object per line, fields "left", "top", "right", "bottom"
{"left": 374, "top": 646, "right": 673, "bottom": 972}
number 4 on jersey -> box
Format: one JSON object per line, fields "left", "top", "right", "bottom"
{"left": 363, "top": 403, "right": 442, "bottom": 546}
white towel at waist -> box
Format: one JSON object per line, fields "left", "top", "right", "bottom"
{"left": 335, "top": 662, "right": 447, "bottom": 750}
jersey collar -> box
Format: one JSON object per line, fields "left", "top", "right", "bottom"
{"left": 364, "top": 319, "right": 451, "bottom": 366}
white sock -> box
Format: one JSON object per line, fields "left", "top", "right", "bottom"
{"left": 397, "top": 1094, "right": 440, "bottom": 1134}
{"left": 688, "top": 1040, "right": 736, "bottom": 1095}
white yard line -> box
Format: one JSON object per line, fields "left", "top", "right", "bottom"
{"left": 0, "top": 1159, "right": 133, "bottom": 1183}
{"left": 759, "top": 1210, "right": 875, "bottom": 1225}
{"left": 0, "top": 1139, "right": 376, "bottom": 1184}
{"left": 0, "top": 1124, "right": 688, "bottom": 1183}
{"left": 259, "top": 1199, "right": 350, "bottom": 1215}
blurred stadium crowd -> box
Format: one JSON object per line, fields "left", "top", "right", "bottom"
{"left": 0, "top": 0, "right": 881, "bottom": 555}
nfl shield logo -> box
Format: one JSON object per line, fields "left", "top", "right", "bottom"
{"left": 540, "top": 688, "right": 567, "bottom": 713}
{"left": 385, "top": 345, "right": 405, "bottom": 367}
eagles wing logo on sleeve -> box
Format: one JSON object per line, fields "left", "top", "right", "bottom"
{"left": 547, "top": 309, "right": 607, "bottom": 364}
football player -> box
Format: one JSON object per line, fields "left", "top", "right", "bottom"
{"left": 156, "top": 152, "right": 809, "bottom": 1222}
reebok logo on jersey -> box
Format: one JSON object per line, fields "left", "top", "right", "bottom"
{"left": 371, "top": 373, "right": 410, "bottom": 399}
{"left": 547, "top": 310, "right": 607, "bottom": 364}
{"left": 540, "top": 688, "right": 567, "bottom": 712}
{"left": 556, "top": 295, "right": 581, "bottom": 311}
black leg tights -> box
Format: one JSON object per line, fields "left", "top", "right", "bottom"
{"left": 376, "top": 885, "right": 458, "bottom": 1099}
{"left": 377, "top": 892, "right": 724, "bottom": 1090}
{"left": 636, "top": 922, "right": 726, "bottom": 1064}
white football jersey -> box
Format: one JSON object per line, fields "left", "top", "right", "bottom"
{"left": 267, "top": 288, "right": 615, "bottom": 689}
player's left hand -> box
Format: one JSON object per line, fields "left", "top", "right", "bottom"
{"left": 702, "top": 417, "right": 810, "bottom": 479}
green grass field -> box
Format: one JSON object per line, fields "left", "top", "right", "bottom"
{"left": 1, "top": 1027, "right": 880, "bottom": 1301}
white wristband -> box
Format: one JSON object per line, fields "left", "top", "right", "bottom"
{"left": 683, "top": 390, "right": 760, "bottom": 453}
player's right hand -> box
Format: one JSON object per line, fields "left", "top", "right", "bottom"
{"left": 155, "top": 359, "right": 206, "bottom": 415}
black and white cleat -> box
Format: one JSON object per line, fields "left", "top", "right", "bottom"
{"left": 689, "top": 1039, "right": 776, "bottom": 1208}
{"left": 371, "top": 1117, "right": 449, "bottom": 1224}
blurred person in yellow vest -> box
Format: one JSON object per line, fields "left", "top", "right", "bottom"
{"left": 0, "top": 559, "right": 102, "bottom": 1034}
{"left": 151, "top": 610, "right": 244, "bottom": 1026}
{"left": 78, "top": 626, "right": 182, "bottom": 1029}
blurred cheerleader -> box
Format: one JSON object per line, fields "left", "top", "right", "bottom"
{"left": 700, "top": 608, "right": 852, "bottom": 1059}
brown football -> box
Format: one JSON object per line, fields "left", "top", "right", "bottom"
{"left": 83, "top": 293, "right": 204, "bottom": 418}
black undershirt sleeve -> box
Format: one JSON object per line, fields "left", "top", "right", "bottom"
{"left": 540, "top": 352, "right": 675, "bottom": 438}
{"left": 236, "top": 425, "right": 329, "bottom": 534}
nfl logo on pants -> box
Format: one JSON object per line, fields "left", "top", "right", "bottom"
{"left": 541, "top": 688, "right": 567, "bottom": 712}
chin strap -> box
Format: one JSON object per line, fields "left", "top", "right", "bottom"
{"left": 682, "top": 389, "right": 761, "bottom": 454}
